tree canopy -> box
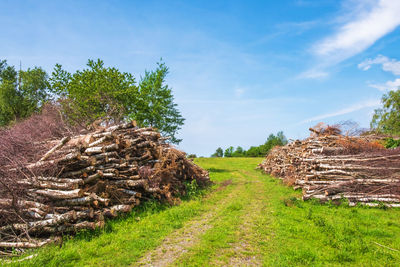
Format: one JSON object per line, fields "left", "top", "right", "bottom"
{"left": 0, "top": 60, "right": 50, "bottom": 126}
{"left": 134, "top": 62, "right": 184, "bottom": 143}
{"left": 49, "top": 59, "right": 184, "bottom": 143}
{"left": 50, "top": 59, "right": 138, "bottom": 126}
{"left": 211, "top": 147, "right": 224, "bottom": 157}
{"left": 371, "top": 89, "right": 400, "bottom": 135}
{"left": 0, "top": 59, "right": 185, "bottom": 144}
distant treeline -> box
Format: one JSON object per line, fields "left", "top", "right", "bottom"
{"left": 211, "top": 131, "right": 288, "bottom": 158}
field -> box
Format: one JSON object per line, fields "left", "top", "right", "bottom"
{"left": 4, "top": 158, "right": 400, "bottom": 266}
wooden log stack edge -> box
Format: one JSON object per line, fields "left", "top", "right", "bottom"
{"left": 258, "top": 131, "right": 400, "bottom": 207}
{"left": 0, "top": 121, "right": 210, "bottom": 254}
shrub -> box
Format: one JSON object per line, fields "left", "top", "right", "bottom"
{"left": 385, "top": 138, "right": 400, "bottom": 149}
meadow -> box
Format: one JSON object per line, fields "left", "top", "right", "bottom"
{"left": 4, "top": 158, "right": 400, "bottom": 266}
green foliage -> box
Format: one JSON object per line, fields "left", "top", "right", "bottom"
{"left": 134, "top": 62, "right": 184, "bottom": 143}
{"left": 224, "top": 146, "right": 234, "bottom": 157}
{"left": 0, "top": 60, "right": 50, "bottom": 126}
{"left": 256, "top": 131, "right": 288, "bottom": 156}
{"left": 215, "top": 131, "right": 288, "bottom": 157}
{"left": 187, "top": 154, "right": 197, "bottom": 158}
{"left": 231, "top": 146, "right": 245, "bottom": 157}
{"left": 183, "top": 180, "right": 202, "bottom": 199}
{"left": 371, "top": 89, "right": 400, "bottom": 135}
{"left": 385, "top": 137, "right": 400, "bottom": 149}
{"left": 50, "top": 59, "right": 184, "bottom": 143}
{"left": 0, "top": 58, "right": 184, "bottom": 142}
{"left": 50, "top": 59, "right": 138, "bottom": 126}
{"left": 211, "top": 147, "right": 223, "bottom": 157}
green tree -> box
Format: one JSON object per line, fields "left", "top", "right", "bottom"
{"left": 211, "top": 147, "right": 224, "bottom": 157}
{"left": 371, "top": 89, "right": 400, "bottom": 135}
{"left": 0, "top": 60, "right": 50, "bottom": 126}
{"left": 259, "top": 131, "right": 288, "bottom": 155}
{"left": 134, "top": 62, "right": 184, "bottom": 143}
{"left": 246, "top": 131, "right": 288, "bottom": 157}
{"left": 50, "top": 59, "right": 184, "bottom": 143}
{"left": 224, "top": 146, "right": 234, "bottom": 157}
{"left": 232, "top": 146, "right": 245, "bottom": 157}
{"left": 19, "top": 67, "right": 50, "bottom": 113}
{"left": 50, "top": 59, "right": 137, "bottom": 126}
{"left": 245, "top": 146, "right": 260, "bottom": 157}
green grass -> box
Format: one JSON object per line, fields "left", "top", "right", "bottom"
{"left": 3, "top": 158, "right": 400, "bottom": 266}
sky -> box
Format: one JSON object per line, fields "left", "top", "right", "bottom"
{"left": 1, "top": 0, "right": 400, "bottom": 156}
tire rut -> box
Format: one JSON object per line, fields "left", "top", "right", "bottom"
{"left": 134, "top": 179, "right": 244, "bottom": 267}
{"left": 212, "top": 171, "right": 270, "bottom": 266}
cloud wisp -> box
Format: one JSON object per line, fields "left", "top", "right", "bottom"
{"left": 299, "top": 99, "right": 381, "bottom": 124}
{"left": 301, "top": 0, "right": 400, "bottom": 79}
{"left": 314, "top": 0, "right": 400, "bottom": 62}
{"left": 359, "top": 55, "right": 400, "bottom": 91}
{"left": 358, "top": 54, "right": 400, "bottom": 75}
{"left": 367, "top": 78, "right": 400, "bottom": 91}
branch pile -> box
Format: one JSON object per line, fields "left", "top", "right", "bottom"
{"left": 0, "top": 121, "right": 210, "bottom": 255}
{"left": 258, "top": 126, "right": 400, "bottom": 207}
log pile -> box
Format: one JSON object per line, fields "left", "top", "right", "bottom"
{"left": 0, "top": 121, "right": 210, "bottom": 255}
{"left": 258, "top": 128, "right": 400, "bottom": 207}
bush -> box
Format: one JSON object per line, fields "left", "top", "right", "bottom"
{"left": 385, "top": 138, "right": 400, "bottom": 149}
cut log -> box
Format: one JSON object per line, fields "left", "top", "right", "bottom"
{"left": 38, "top": 136, "right": 71, "bottom": 162}
{"left": 84, "top": 146, "right": 104, "bottom": 155}
{"left": 83, "top": 171, "right": 103, "bottom": 184}
{"left": 37, "top": 176, "right": 84, "bottom": 185}
{"left": 32, "top": 189, "right": 84, "bottom": 199}
{"left": 35, "top": 181, "right": 79, "bottom": 190}
{"left": 0, "top": 239, "right": 52, "bottom": 248}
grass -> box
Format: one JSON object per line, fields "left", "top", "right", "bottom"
{"left": 3, "top": 157, "right": 400, "bottom": 266}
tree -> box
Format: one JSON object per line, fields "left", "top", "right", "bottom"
{"left": 134, "top": 62, "right": 185, "bottom": 143}
{"left": 259, "top": 131, "right": 288, "bottom": 154}
{"left": 232, "top": 146, "right": 245, "bottom": 157}
{"left": 245, "top": 146, "right": 260, "bottom": 157}
{"left": 50, "top": 59, "right": 138, "bottom": 126}
{"left": 211, "top": 147, "right": 224, "bottom": 157}
{"left": 371, "top": 89, "right": 400, "bottom": 135}
{"left": 0, "top": 60, "right": 50, "bottom": 126}
{"left": 50, "top": 59, "right": 184, "bottom": 143}
{"left": 224, "top": 146, "right": 234, "bottom": 157}
{"left": 19, "top": 67, "right": 50, "bottom": 113}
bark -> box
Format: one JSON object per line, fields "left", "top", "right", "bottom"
{"left": 32, "top": 189, "right": 84, "bottom": 199}
{"left": 0, "top": 239, "right": 52, "bottom": 248}
{"left": 38, "top": 136, "right": 71, "bottom": 162}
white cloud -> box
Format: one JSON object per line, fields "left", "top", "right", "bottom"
{"left": 299, "top": 99, "right": 381, "bottom": 124}
{"left": 301, "top": 0, "right": 400, "bottom": 79}
{"left": 368, "top": 78, "right": 400, "bottom": 91}
{"left": 359, "top": 55, "right": 400, "bottom": 91}
{"left": 358, "top": 54, "right": 400, "bottom": 75}
{"left": 314, "top": 0, "right": 400, "bottom": 61}
{"left": 297, "top": 68, "right": 329, "bottom": 79}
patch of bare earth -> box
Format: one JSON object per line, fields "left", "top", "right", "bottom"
{"left": 134, "top": 179, "right": 240, "bottom": 267}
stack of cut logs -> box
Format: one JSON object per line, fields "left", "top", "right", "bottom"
{"left": 259, "top": 130, "right": 400, "bottom": 207}
{"left": 0, "top": 122, "right": 210, "bottom": 254}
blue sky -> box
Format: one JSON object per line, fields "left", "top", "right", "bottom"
{"left": 1, "top": 0, "right": 400, "bottom": 156}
